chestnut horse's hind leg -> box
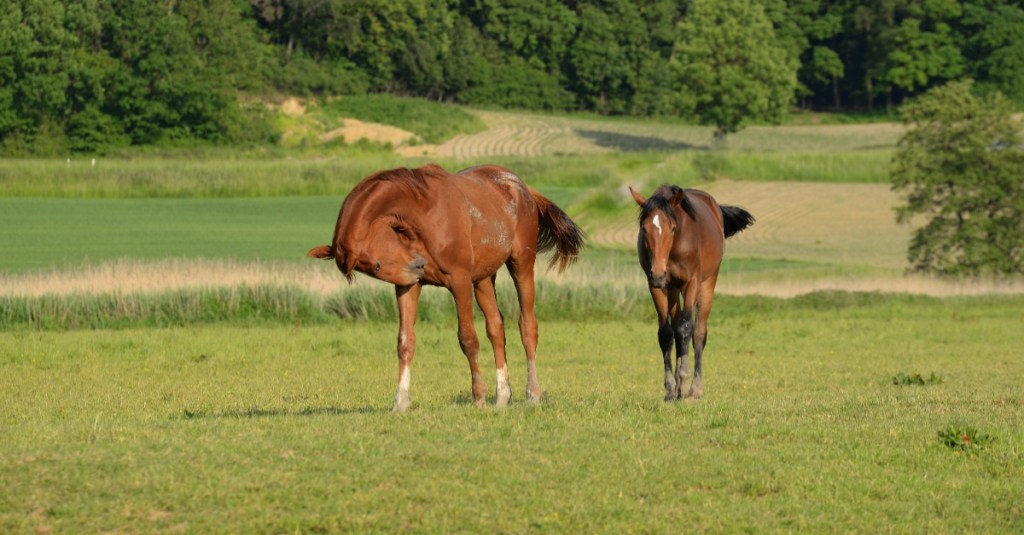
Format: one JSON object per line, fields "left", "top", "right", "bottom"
{"left": 452, "top": 278, "right": 487, "bottom": 407}
{"left": 394, "top": 284, "right": 422, "bottom": 412}
{"left": 508, "top": 259, "right": 541, "bottom": 402}
{"left": 474, "top": 276, "right": 511, "bottom": 407}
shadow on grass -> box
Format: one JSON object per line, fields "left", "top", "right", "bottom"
{"left": 575, "top": 129, "right": 707, "bottom": 152}
{"left": 178, "top": 405, "right": 384, "bottom": 419}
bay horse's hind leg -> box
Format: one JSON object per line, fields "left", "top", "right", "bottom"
{"left": 475, "top": 275, "right": 511, "bottom": 407}
{"left": 687, "top": 279, "right": 717, "bottom": 400}
{"left": 507, "top": 258, "right": 541, "bottom": 402}
{"left": 394, "top": 284, "right": 422, "bottom": 412}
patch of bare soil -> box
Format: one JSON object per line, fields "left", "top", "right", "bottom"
{"left": 320, "top": 118, "right": 420, "bottom": 147}
{"left": 279, "top": 97, "right": 306, "bottom": 117}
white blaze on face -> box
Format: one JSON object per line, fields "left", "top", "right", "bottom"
{"left": 652, "top": 214, "right": 663, "bottom": 235}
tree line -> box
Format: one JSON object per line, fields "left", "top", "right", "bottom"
{"left": 2, "top": 0, "right": 1023, "bottom": 153}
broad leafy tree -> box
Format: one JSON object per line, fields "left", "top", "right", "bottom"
{"left": 960, "top": 0, "right": 1024, "bottom": 104}
{"left": 892, "top": 80, "right": 1024, "bottom": 276}
{"left": 672, "top": 0, "right": 798, "bottom": 141}
{"left": 880, "top": 0, "right": 964, "bottom": 97}
{"left": 0, "top": 0, "right": 76, "bottom": 152}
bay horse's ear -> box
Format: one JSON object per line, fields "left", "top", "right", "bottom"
{"left": 307, "top": 245, "right": 332, "bottom": 259}
{"left": 670, "top": 189, "right": 685, "bottom": 207}
{"left": 629, "top": 186, "right": 646, "bottom": 207}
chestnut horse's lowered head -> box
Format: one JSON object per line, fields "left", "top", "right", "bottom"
{"left": 307, "top": 164, "right": 442, "bottom": 286}
{"left": 307, "top": 163, "right": 584, "bottom": 412}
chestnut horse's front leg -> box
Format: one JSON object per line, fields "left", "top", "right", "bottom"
{"left": 394, "top": 283, "right": 422, "bottom": 412}
{"left": 451, "top": 278, "right": 487, "bottom": 407}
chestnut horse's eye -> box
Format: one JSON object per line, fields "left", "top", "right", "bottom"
{"left": 392, "top": 224, "right": 410, "bottom": 238}
{"left": 374, "top": 260, "right": 382, "bottom": 273}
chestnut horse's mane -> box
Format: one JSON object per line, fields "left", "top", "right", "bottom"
{"left": 637, "top": 184, "right": 697, "bottom": 224}
{"left": 351, "top": 163, "right": 449, "bottom": 199}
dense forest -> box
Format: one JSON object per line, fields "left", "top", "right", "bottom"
{"left": 2, "top": 0, "right": 1023, "bottom": 153}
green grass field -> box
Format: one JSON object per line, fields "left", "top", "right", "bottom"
{"left": 3, "top": 106, "right": 1024, "bottom": 532}
{"left": 2, "top": 296, "right": 1023, "bottom": 532}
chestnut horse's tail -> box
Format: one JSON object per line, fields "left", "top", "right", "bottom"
{"left": 529, "top": 188, "right": 585, "bottom": 273}
{"left": 720, "top": 205, "right": 755, "bottom": 238}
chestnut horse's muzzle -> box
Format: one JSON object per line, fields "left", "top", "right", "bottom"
{"left": 408, "top": 256, "right": 427, "bottom": 279}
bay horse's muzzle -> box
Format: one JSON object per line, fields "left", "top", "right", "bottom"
{"left": 648, "top": 271, "right": 669, "bottom": 288}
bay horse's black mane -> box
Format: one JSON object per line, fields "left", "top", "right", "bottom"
{"left": 638, "top": 185, "right": 697, "bottom": 223}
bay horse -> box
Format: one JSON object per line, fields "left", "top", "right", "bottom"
{"left": 629, "top": 185, "right": 754, "bottom": 401}
{"left": 309, "top": 164, "right": 584, "bottom": 412}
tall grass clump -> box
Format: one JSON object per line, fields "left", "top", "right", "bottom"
{"left": 0, "top": 285, "right": 332, "bottom": 330}
{"left": 319, "top": 95, "right": 487, "bottom": 144}
{"left": 8, "top": 285, "right": 1021, "bottom": 331}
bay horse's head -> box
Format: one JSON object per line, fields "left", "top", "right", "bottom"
{"left": 630, "top": 185, "right": 694, "bottom": 289}
{"left": 308, "top": 165, "right": 442, "bottom": 286}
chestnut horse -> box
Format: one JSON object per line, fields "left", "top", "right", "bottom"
{"left": 309, "top": 164, "right": 584, "bottom": 412}
{"left": 629, "top": 185, "right": 754, "bottom": 401}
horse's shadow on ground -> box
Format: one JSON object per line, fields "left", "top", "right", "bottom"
{"left": 575, "top": 129, "right": 707, "bottom": 152}
{"left": 178, "top": 405, "right": 384, "bottom": 420}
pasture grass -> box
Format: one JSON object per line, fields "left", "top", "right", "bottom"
{"left": 704, "top": 150, "right": 894, "bottom": 183}
{"left": 0, "top": 197, "right": 343, "bottom": 272}
{"left": 2, "top": 295, "right": 1023, "bottom": 532}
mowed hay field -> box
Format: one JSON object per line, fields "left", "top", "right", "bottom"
{"left": 2, "top": 109, "right": 1024, "bottom": 532}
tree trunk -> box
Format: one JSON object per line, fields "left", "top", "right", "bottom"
{"left": 832, "top": 74, "right": 841, "bottom": 110}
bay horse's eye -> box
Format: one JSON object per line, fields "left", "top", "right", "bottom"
{"left": 374, "top": 260, "right": 382, "bottom": 273}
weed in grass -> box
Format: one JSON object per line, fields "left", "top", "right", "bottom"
{"left": 892, "top": 372, "right": 942, "bottom": 386}
{"left": 938, "top": 425, "right": 993, "bottom": 453}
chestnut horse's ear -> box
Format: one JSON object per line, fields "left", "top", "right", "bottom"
{"left": 629, "top": 186, "right": 646, "bottom": 207}
{"left": 307, "top": 245, "right": 332, "bottom": 259}
{"left": 670, "top": 189, "right": 685, "bottom": 207}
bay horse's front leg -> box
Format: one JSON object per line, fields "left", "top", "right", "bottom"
{"left": 687, "top": 279, "right": 718, "bottom": 400}
{"left": 649, "top": 287, "right": 676, "bottom": 401}
{"left": 674, "top": 282, "right": 699, "bottom": 400}
{"left": 394, "top": 283, "right": 422, "bottom": 412}
{"left": 475, "top": 276, "right": 511, "bottom": 407}
{"left": 452, "top": 278, "right": 487, "bottom": 407}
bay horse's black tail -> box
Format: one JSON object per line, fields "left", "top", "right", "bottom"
{"left": 720, "top": 205, "right": 755, "bottom": 238}
{"left": 529, "top": 188, "right": 586, "bottom": 273}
